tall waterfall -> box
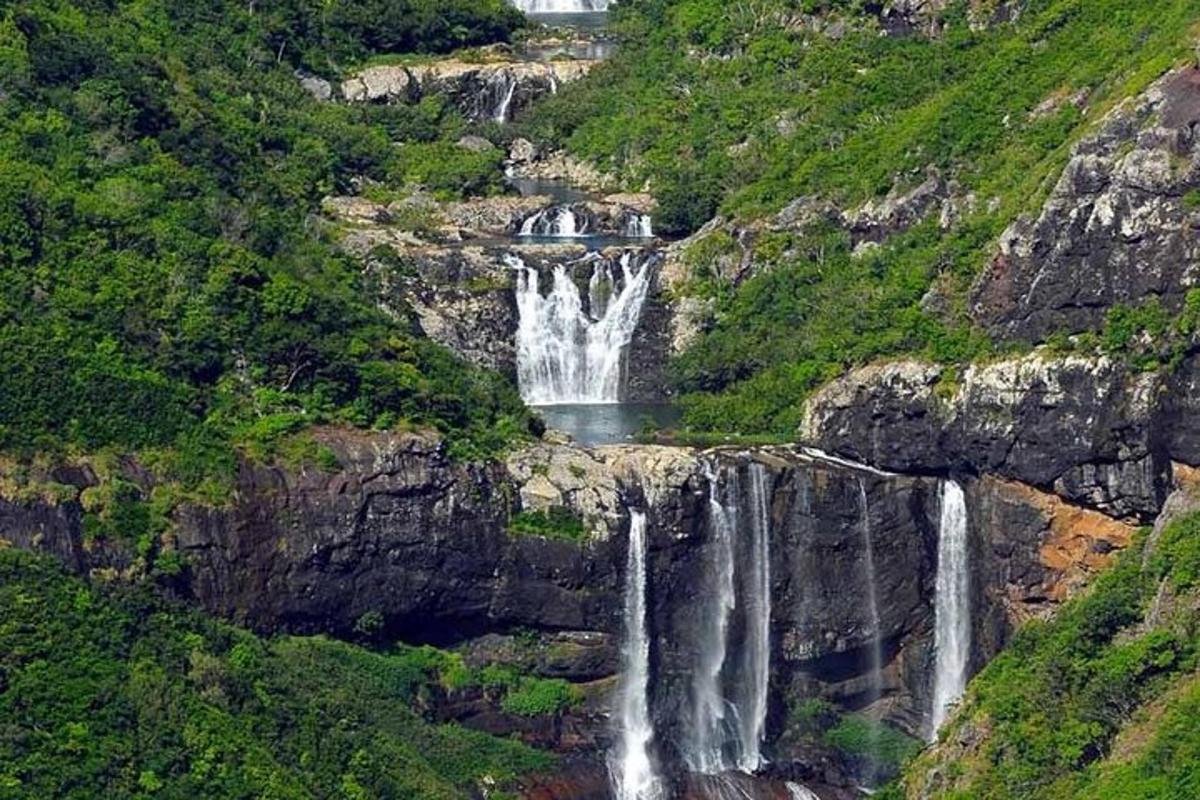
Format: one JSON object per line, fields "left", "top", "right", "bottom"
{"left": 512, "top": 0, "right": 610, "bottom": 12}
{"left": 684, "top": 460, "right": 772, "bottom": 775}
{"left": 510, "top": 253, "right": 653, "bottom": 405}
{"left": 611, "top": 510, "right": 663, "bottom": 800}
{"left": 930, "top": 480, "right": 971, "bottom": 738}
{"left": 857, "top": 478, "right": 883, "bottom": 785}
{"left": 687, "top": 464, "right": 739, "bottom": 774}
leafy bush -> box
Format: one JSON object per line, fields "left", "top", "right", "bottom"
{"left": 0, "top": 549, "right": 553, "bottom": 798}
{"left": 500, "top": 677, "right": 582, "bottom": 718}
{"left": 508, "top": 507, "right": 588, "bottom": 541}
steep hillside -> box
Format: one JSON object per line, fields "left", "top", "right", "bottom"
{"left": 888, "top": 490, "right": 1200, "bottom": 799}
{"left": 0, "top": 547, "right": 559, "bottom": 799}
{"left": 525, "top": 0, "right": 1200, "bottom": 434}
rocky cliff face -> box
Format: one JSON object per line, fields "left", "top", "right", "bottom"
{"left": 0, "top": 428, "right": 1119, "bottom": 798}
{"left": 801, "top": 352, "right": 1176, "bottom": 521}
{"left": 341, "top": 59, "right": 597, "bottom": 122}
{"left": 970, "top": 67, "right": 1200, "bottom": 342}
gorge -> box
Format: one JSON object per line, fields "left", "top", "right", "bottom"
{"left": 2, "top": 1, "right": 1199, "bottom": 799}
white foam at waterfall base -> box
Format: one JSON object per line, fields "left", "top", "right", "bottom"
{"left": 930, "top": 479, "right": 971, "bottom": 739}
{"left": 787, "top": 783, "right": 822, "bottom": 800}
{"left": 611, "top": 510, "right": 663, "bottom": 800}
{"left": 510, "top": 252, "right": 653, "bottom": 404}
{"left": 684, "top": 460, "right": 772, "bottom": 776}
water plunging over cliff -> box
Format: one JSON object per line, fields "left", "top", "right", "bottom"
{"left": 512, "top": 0, "right": 610, "bottom": 12}
{"left": 858, "top": 478, "right": 883, "bottom": 785}
{"left": 684, "top": 460, "right": 773, "bottom": 776}
{"left": 511, "top": 252, "right": 653, "bottom": 404}
{"left": 611, "top": 510, "right": 663, "bottom": 800}
{"left": 930, "top": 479, "right": 971, "bottom": 738}
{"left": 624, "top": 213, "right": 654, "bottom": 238}
{"left": 519, "top": 205, "right": 591, "bottom": 238}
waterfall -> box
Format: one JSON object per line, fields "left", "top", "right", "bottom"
{"left": 687, "top": 463, "right": 739, "bottom": 775}
{"left": 511, "top": 0, "right": 610, "bottom": 12}
{"left": 611, "top": 510, "right": 663, "bottom": 800}
{"left": 510, "top": 252, "right": 653, "bottom": 405}
{"left": 492, "top": 72, "right": 518, "bottom": 123}
{"left": 518, "top": 205, "right": 590, "bottom": 238}
{"left": 684, "top": 460, "right": 772, "bottom": 776}
{"left": 624, "top": 213, "right": 654, "bottom": 238}
{"left": 735, "top": 463, "right": 771, "bottom": 772}
{"left": 858, "top": 478, "right": 883, "bottom": 786}
{"left": 930, "top": 479, "right": 971, "bottom": 738}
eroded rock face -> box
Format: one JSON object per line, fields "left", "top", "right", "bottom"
{"left": 971, "top": 67, "right": 1200, "bottom": 342}
{"left": 801, "top": 353, "right": 1174, "bottom": 520}
{"left": 341, "top": 60, "right": 597, "bottom": 122}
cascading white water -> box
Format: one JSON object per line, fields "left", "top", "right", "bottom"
{"left": 511, "top": 0, "right": 610, "bottom": 11}
{"left": 930, "top": 479, "right": 971, "bottom": 738}
{"left": 787, "top": 783, "right": 822, "bottom": 800}
{"left": 519, "top": 205, "right": 589, "bottom": 238}
{"left": 858, "top": 478, "right": 883, "bottom": 785}
{"left": 734, "top": 462, "right": 771, "bottom": 773}
{"left": 624, "top": 213, "right": 654, "bottom": 238}
{"left": 611, "top": 510, "right": 663, "bottom": 800}
{"left": 492, "top": 72, "right": 518, "bottom": 123}
{"left": 684, "top": 460, "right": 772, "bottom": 776}
{"left": 687, "top": 463, "right": 739, "bottom": 775}
{"left": 510, "top": 252, "right": 653, "bottom": 404}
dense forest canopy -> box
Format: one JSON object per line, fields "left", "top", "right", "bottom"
{"left": 0, "top": 0, "right": 530, "bottom": 474}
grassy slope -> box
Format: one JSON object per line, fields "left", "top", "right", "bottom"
{"left": 0, "top": 547, "right": 556, "bottom": 800}
{"left": 884, "top": 508, "right": 1200, "bottom": 800}
{"left": 525, "top": 0, "right": 1200, "bottom": 434}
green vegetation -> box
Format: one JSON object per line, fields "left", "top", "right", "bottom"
{"left": 0, "top": 0, "right": 533, "bottom": 484}
{"left": 508, "top": 507, "right": 588, "bottom": 541}
{"left": 0, "top": 548, "right": 553, "bottom": 799}
{"left": 528, "top": 0, "right": 1200, "bottom": 435}
{"left": 788, "top": 698, "right": 923, "bottom": 783}
{"left": 890, "top": 510, "right": 1200, "bottom": 799}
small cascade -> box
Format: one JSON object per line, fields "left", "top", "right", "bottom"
{"left": 518, "top": 205, "right": 591, "bottom": 238}
{"left": 491, "top": 72, "right": 518, "bottom": 123}
{"left": 623, "top": 212, "right": 654, "bottom": 238}
{"left": 857, "top": 478, "right": 883, "bottom": 785}
{"left": 611, "top": 509, "right": 663, "bottom": 800}
{"left": 683, "top": 459, "right": 773, "bottom": 776}
{"left": 787, "top": 783, "right": 822, "bottom": 800}
{"left": 930, "top": 479, "right": 971, "bottom": 738}
{"left": 510, "top": 252, "right": 654, "bottom": 404}
{"left": 512, "top": 0, "right": 610, "bottom": 11}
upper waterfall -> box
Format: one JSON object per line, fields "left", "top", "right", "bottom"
{"left": 512, "top": 0, "right": 610, "bottom": 11}
{"left": 610, "top": 509, "right": 663, "bottom": 800}
{"left": 511, "top": 252, "right": 654, "bottom": 405}
{"left": 930, "top": 479, "right": 971, "bottom": 738}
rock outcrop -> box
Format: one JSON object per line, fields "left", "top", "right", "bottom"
{"left": 801, "top": 352, "right": 1174, "bottom": 521}
{"left": 341, "top": 59, "right": 597, "bottom": 122}
{"left": 970, "top": 66, "right": 1200, "bottom": 342}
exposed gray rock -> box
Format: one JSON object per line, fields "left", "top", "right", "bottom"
{"left": 802, "top": 352, "right": 1174, "bottom": 520}
{"left": 971, "top": 67, "right": 1200, "bottom": 342}
{"left": 341, "top": 60, "right": 597, "bottom": 122}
